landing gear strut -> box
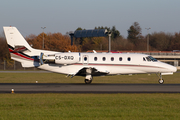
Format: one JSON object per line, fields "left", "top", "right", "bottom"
{"left": 156, "top": 73, "right": 164, "bottom": 84}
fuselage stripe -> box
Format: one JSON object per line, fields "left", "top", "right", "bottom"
{"left": 73, "top": 63, "right": 162, "bottom": 69}
{"left": 9, "top": 48, "right": 34, "bottom": 61}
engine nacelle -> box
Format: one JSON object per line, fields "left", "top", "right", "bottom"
{"left": 55, "top": 53, "right": 80, "bottom": 64}
{"left": 40, "top": 52, "right": 80, "bottom": 65}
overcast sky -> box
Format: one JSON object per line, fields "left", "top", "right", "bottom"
{"left": 0, "top": 0, "right": 180, "bottom": 38}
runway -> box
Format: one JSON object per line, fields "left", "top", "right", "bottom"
{"left": 0, "top": 83, "right": 180, "bottom": 93}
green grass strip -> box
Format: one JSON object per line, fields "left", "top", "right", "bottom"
{"left": 0, "top": 94, "right": 180, "bottom": 120}
{"left": 0, "top": 72, "right": 180, "bottom": 83}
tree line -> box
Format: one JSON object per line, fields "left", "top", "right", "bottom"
{"left": 73, "top": 23, "right": 180, "bottom": 52}
{"left": 1, "top": 22, "right": 180, "bottom": 63}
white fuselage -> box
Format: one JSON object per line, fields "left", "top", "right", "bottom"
{"left": 38, "top": 52, "right": 177, "bottom": 76}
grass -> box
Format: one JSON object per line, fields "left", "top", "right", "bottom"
{"left": 0, "top": 72, "right": 179, "bottom": 83}
{"left": 0, "top": 72, "right": 180, "bottom": 119}
{"left": 0, "top": 94, "right": 180, "bottom": 120}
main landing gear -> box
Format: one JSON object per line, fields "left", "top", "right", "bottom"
{"left": 84, "top": 74, "right": 93, "bottom": 84}
{"left": 156, "top": 73, "right": 164, "bottom": 84}
{"left": 84, "top": 68, "right": 93, "bottom": 84}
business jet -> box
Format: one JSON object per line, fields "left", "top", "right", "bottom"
{"left": 3, "top": 27, "right": 177, "bottom": 84}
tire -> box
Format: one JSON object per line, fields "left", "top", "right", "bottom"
{"left": 85, "top": 79, "right": 92, "bottom": 84}
{"left": 159, "top": 79, "right": 164, "bottom": 84}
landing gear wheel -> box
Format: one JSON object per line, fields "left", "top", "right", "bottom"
{"left": 159, "top": 79, "right": 164, "bottom": 84}
{"left": 85, "top": 79, "right": 92, "bottom": 84}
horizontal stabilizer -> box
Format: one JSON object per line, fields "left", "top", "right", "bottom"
{"left": 14, "top": 45, "right": 31, "bottom": 52}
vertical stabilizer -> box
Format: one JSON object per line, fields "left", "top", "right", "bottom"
{"left": 3, "top": 27, "right": 39, "bottom": 67}
{"left": 3, "top": 27, "right": 33, "bottom": 51}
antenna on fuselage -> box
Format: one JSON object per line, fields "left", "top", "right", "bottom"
{"left": 93, "top": 50, "right": 97, "bottom": 53}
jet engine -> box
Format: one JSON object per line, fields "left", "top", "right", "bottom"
{"left": 40, "top": 52, "right": 80, "bottom": 65}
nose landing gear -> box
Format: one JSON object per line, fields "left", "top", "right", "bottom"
{"left": 156, "top": 73, "right": 164, "bottom": 84}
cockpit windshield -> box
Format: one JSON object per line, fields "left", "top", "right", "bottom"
{"left": 146, "top": 56, "right": 157, "bottom": 62}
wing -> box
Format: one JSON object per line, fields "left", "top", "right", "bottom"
{"left": 73, "top": 67, "right": 109, "bottom": 77}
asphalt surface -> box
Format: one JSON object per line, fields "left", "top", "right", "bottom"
{"left": 0, "top": 83, "right": 180, "bottom": 93}
{"left": 1, "top": 71, "right": 180, "bottom": 93}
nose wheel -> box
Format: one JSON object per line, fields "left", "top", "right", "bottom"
{"left": 158, "top": 79, "right": 164, "bottom": 84}
{"left": 156, "top": 73, "right": 164, "bottom": 84}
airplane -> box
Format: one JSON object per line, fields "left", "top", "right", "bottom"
{"left": 3, "top": 26, "right": 177, "bottom": 84}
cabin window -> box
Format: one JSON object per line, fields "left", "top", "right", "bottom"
{"left": 102, "top": 57, "right": 106, "bottom": 61}
{"left": 84, "top": 57, "right": 87, "bottom": 61}
{"left": 111, "top": 57, "right": 114, "bottom": 61}
{"left": 94, "top": 57, "right": 97, "bottom": 61}
{"left": 119, "top": 57, "right": 122, "bottom": 61}
{"left": 143, "top": 57, "right": 146, "bottom": 61}
{"left": 127, "top": 57, "right": 131, "bottom": 61}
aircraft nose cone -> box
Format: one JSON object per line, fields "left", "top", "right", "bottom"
{"left": 172, "top": 66, "right": 177, "bottom": 72}
{"left": 169, "top": 65, "right": 177, "bottom": 72}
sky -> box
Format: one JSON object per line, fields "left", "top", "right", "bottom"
{"left": 0, "top": 0, "right": 180, "bottom": 38}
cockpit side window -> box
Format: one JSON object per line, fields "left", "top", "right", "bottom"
{"left": 146, "top": 57, "right": 151, "bottom": 61}
{"left": 143, "top": 57, "right": 146, "bottom": 61}
{"left": 148, "top": 56, "right": 157, "bottom": 62}
{"left": 146, "top": 56, "right": 158, "bottom": 62}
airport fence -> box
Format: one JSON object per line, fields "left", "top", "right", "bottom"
{"left": 0, "top": 60, "right": 37, "bottom": 70}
